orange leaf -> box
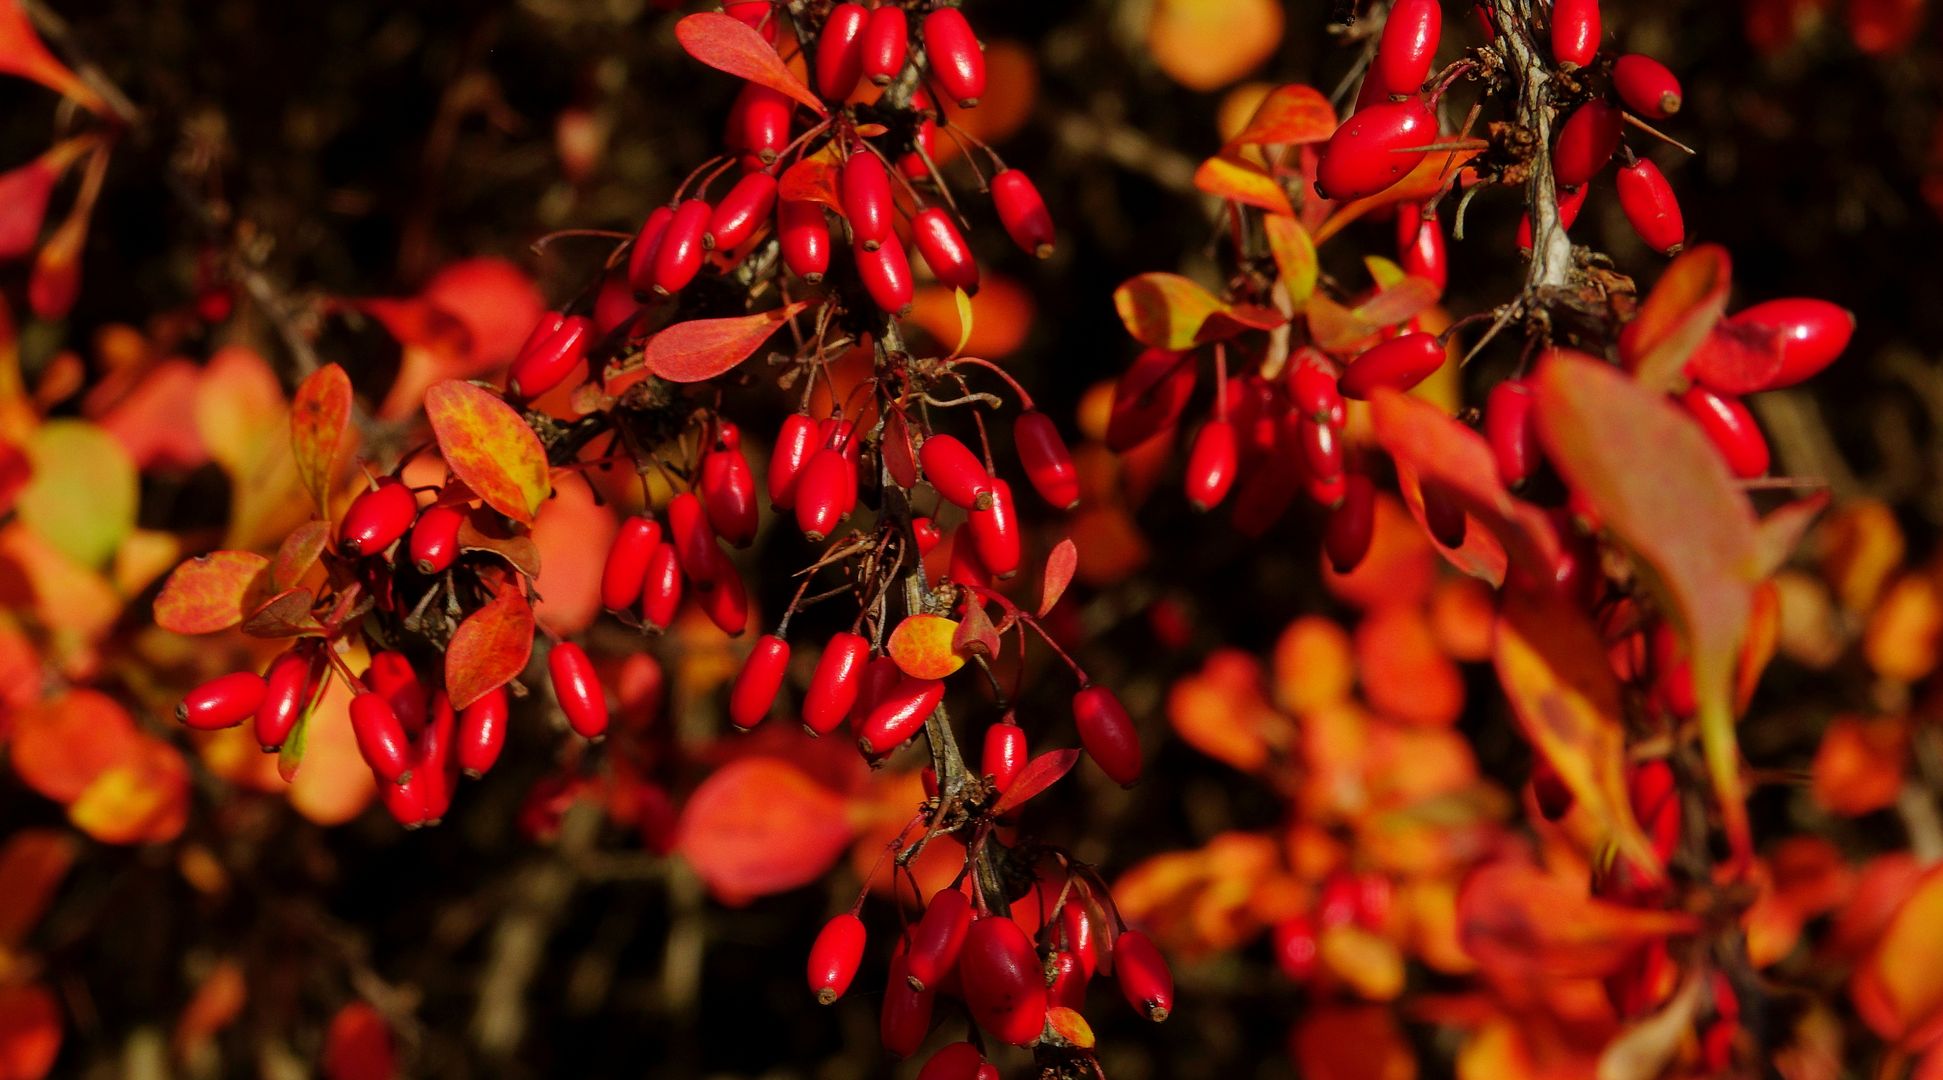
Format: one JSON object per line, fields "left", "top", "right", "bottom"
{"left": 529, "top": 478, "right": 614, "bottom": 635}
{"left": 1039, "top": 538, "right": 1077, "bottom": 616}
{"left": 322, "top": 1002, "right": 395, "bottom": 1080}
{"left": 1811, "top": 715, "right": 1908, "bottom": 817}
{"left": 418, "top": 257, "right": 544, "bottom": 369}
{"left": 153, "top": 551, "right": 272, "bottom": 634}
{"left": 423, "top": 379, "right": 550, "bottom": 524}
{"left": 10, "top": 689, "right": 141, "bottom": 804}
{"left": 1194, "top": 152, "right": 1292, "bottom": 214}
{"left": 1168, "top": 649, "right": 1284, "bottom": 772}
{"left": 173, "top": 961, "right": 246, "bottom": 1064}
{"left": 888, "top": 613, "right": 965, "bottom": 679}
{"left": 1291, "top": 1006, "right": 1417, "bottom": 1080}
{"left": 1113, "top": 272, "right": 1228, "bottom": 350}
{"left": 674, "top": 756, "right": 852, "bottom": 904}
{"left": 290, "top": 363, "right": 354, "bottom": 518}
{"left": 1225, "top": 83, "right": 1337, "bottom": 148}
{"left": 66, "top": 734, "right": 189, "bottom": 845}
{"left": 0, "top": 829, "right": 74, "bottom": 950}
{"left": 1623, "top": 244, "right": 1733, "bottom": 392}
{"left": 1355, "top": 605, "right": 1464, "bottom": 728}
{"left": 1395, "top": 463, "right": 1507, "bottom": 585}
{"left": 1263, "top": 213, "right": 1318, "bottom": 310}
{"left": 1271, "top": 616, "right": 1353, "bottom": 714}
{"left": 1322, "top": 494, "right": 1438, "bottom": 610}
{"left": 1457, "top": 860, "right": 1701, "bottom": 977}
{"left": 0, "top": 983, "right": 62, "bottom": 1080}
{"left": 1146, "top": 0, "right": 1284, "bottom": 91}
{"left": 675, "top": 12, "right": 826, "bottom": 116}
{"left": 0, "top": 0, "right": 104, "bottom": 111}
{"left": 993, "top": 749, "right": 1080, "bottom": 814}
{"left": 445, "top": 589, "right": 535, "bottom": 709}
{"left": 626, "top": 301, "right": 814, "bottom": 387}
{"left": 1853, "top": 863, "right": 1943, "bottom": 1048}
{"left": 777, "top": 150, "right": 842, "bottom": 212}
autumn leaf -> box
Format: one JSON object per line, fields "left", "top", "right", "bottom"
{"left": 1624, "top": 244, "right": 1733, "bottom": 392}
{"left": 9, "top": 688, "right": 142, "bottom": 804}
{"left": 153, "top": 551, "right": 272, "bottom": 634}
{"left": 1457, "top": 860, "right": 1700, "bottom": 977}
{"left": 423, "top": 379, "right": 550, "bottom": 525}
{"left": 1194, "top": 152, "right": 1292, "bottom": 214}
{"left": 1533, "top": 352, "right": 1761, "bottom": 869}
{"left": 1263, "top": 214, "right": 1318, "bottom": 310}
{"left": 618, "top": 301, "right": 814, "bottom": 388}
{"left": 0, "top": 829, "right": 75, "bottom": 949}
{"left": 67, "top": 734, "right": 190, "bottom": 845}
{"left": 993, "top": 749, "right": 1081, "bottom": 814}
{"left": 674, "top": 756, "right": 853, "bottom": 904}
{"left": 445, "top": 589, "right": 536, "bottom": 709}
{"left": 0, "top": 0, "right": 106, "bottom": 111}
{"left": 271, "top": 519, "right": 330, "bottom": 591}
{"left": 888, "top": 613, "right": 966, "bottom": 679}
{"left": 1853, "top": 863, "right": 1943, "bottom": 1048}
{"left": 1113, "top": 273, "right": 1228, "bottom": 350}
{"left": 1167, "top": 649, "right": 1285, "bottom": 773}
{"left": 675, "top": 12, "right": 826, "bottom": 116}
{"left": 777, "top": 151, "right": 842, "bottom": 212}
{"left": 1225, "top": 83, "right": 1337, "bottom": 148}
{"left": 1039, "top": 538, "right": 1078, "bottom": 616}
{"left": 0, "top": 983, "right": 62, "bottom": 1080}
{"left": 290, "top": 363, "right": 353, "bottom": 518}
{"left": 1146, "top": 0, "right": 1284, "bottom": 91}
{"left": 16, "top": 419, "right": 135, "bottom": 568}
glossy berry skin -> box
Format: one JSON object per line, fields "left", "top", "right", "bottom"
{"left": 650, "top": 198, "right": 712, "bottom": 295}
{"left": 947, "top": 526, "right": 992, "bottom": 588}
{"left": 731, "top": 84, "right": 793, "bottom": 166}
{"left": 625, "top": 206, "right": 674, "bottom": 295}
{"left": 179, "top": 671, "right": 267, "bottom": 731}
{"left": 1013, "top": 411, "right": 1080, "bottom": 510}
{"left": 700, "top": 424, "right": 759, "bottom": 547}
{"left": 861, "top": 5, "right": 908, "bottom": 85}
{"left": 409, "top": 503, "right": 466, "bottom": 575}
{"left": 254, "top": 647, "right": 314, "bottom": 750}
{"left": 1614, "top": 54, "right": 1682, "bottom": 119}
{"left": 962, "top": 916, "right": 1048, "bottom": 1046}
{"left": 366, "top": 651, "right": 428, "bottom": 735}
{"left": 457, "top": 685, "right": 509, "bottom": 777}
{"left": 855, "top": 238, "right": 915, "bottom": 314}
{"left": 912, "top": 516, "right": 944, "bottom": 554}
{"left": 922, "top": 8, "right": 986, "bottom": 107}
{"left": 917, "top": 1042, "right": 991, "bottom": 1080}
{"left": 729, "top": 634, "right": 790, "bottom": 729}
{"left": 990, "top": 170, "right": 1054, "bottom": 258}
{"left": 815, "top": 3, "right": 868, "bottom": 102}
{"left": 1485, "top": 379, "right": 1538, "bottom": 486}
{"left": 341, "top": 477, "right": 416, "bottom": 557}
{"left": 350, "top": 692, "right": 412, "bottom": 783}
{"left": 841, "top": 150, "right": 894, "bottom": 250}
{"left": 696, "top": 550, "right": 750, "bottom": 637}
{"left": 724, "top": 0, "right": 778, "bottom": 42}
{"left": 549, "top": 642, "right": 608, "bottom": 739}
{"left": 601, "top": 516, "right": 663, "bottom": 612}
{"left": 1552, "top": 0, "right": 1601, "bottom": 68}
{"left": 768, "top": 413, "right": 818, "bottom": 509}
{"left": 982, "top": 720, "right": 1026, "bottom": 793}
{"left": 1325, "top": 474, "right": 1377, "bottom": 573}
{"left": 668, "top": 491, "right": 719, "bottom": 583}
{"left": 779, "top": 199, "right": 830, "bottom": 283}
{"left": 910, "top": 208, "right": 980, "bottom": 294}
{"left": 414, "top": 691, "right": 458, "bottom": 822}
{"left": 968, "top": 479, "right": 1022, "bottom": 579}
{"left": 900, "top": 89, "right": 940, "bottom": 181}
{"left": 704, "top": 172, "right": 777, "bottom": 252}
{"left": 1396, "top": 205, "right": 1447, "bottom": 290}
{"left": 1731, "top": 299, "right": 1856, "bottom": 389}
{"left": 1291, "top": 352, "right": 1345, "bottom": 423}
{"left": 1340, "top": 332, "right": 1445, "bottom": 398}
{"left": 1517, "top": 183, "right": 1589, "bottom": 252}
{"left": 879, "top": 953, "right": 935, "bottom": 1059}
{"left": 1062, "top": 901, "right": 1100, "bottom": 977}
{"left": 1552, "top": 100, "right": 1622, "bottom": 188}
{"left": 1373, "top": 0, "right": 1442, "bottom": 96}
{"left": 1074, "top": 684, "right": 1141, "bottom": 786}
{"left": 906, "top": 887, "right": 973, "bottom": 991}
{"left": 849, "top": 655, "right": 904, "bottom": 729}
{"left": 803, "top": 631, "right": 870, "bottom": 735}
{"left": 919, "top": 433, "right": 992, "bottom": 510}
{"left": 1185, "top": 418, "right": 1239, "bottom": 511}
{"left": 1114, "top": 928, "right": 1174, "bottom": 1021}
{"left": 640, "top": 542, "right": 684, "bottom": 631}
{"left": 1273, "top": 914, "right": 1320, "bottom": 980}
{"left": 808, "top": 912, "right": 866, "bottom": 1004}
{"left": 509, "top": 314, "right": 592, "bottom": 399}
{"left": 1616, "top": 158, "right": 1684, "bottom": 255}
{"left": 794, "top": 446, "right": 856, "bottom": 541}
{"left": 858, "top": 677, "right": 946, "bottom": 757}
{"left": 1681, "top": 386, "right": 1770, "bottom": 478}
{"left": 1316, "top": 99, "right": 1435, "bottom": 201}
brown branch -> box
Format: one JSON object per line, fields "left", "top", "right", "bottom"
{"left": 1490, "top": 1, "right": 1574, "bottom": 306}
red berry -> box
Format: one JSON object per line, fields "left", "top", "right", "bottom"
{"left": 178, "top": 670, "right": 267, "bottom": 730}
{"left": 858, "top": 676, "right": 946, "bottom": 758}
{"left": 861, "top": 4, "right": 909, "bottom": 85}
{"left": 990, "top": 169, "right": 1054, "bottom": 258}
{"left": 1373, "top": 0, "right": 1442, "bottom": 96}
{"left": 650, "top": 198, "right": 711, "bottom": 295}
{"left": 849, "top": 655, "right": 904, "bottom": 729}
{"left": 1013, "top": 411, "right": 1080, "bottom": 510}
{"left": 640, "top": 542, "right": 684, "bottom": 632}
{"left": 917, "top": 1042, "right": 990, "bottom": 1080}
{"left": 725, "top": 1, "right": 779, "bottom": 43}
{"left": 1325, "top": 473, "right": 1377, "bottom": 573}
{"left": 601, "top": 516, "right": 664, "bottom": 613}
{"left": 668, "top": 491, "right": 719, "bottom": 583}
{"left": 457, "top": 685, "right": 509, "bottom": 777}
{"left": 409, "top": 503, "right": 465, "bottom": 575}
{"left": 968, "top": 478, "right": 1021, "bottom": 579}
{"left": 1114, "top": 928, "right": 1173, "bottom": 1021}
{"left": 1613, "top": 54, "right": 1682, "bottom": 119}
{"left": 1485, "top": 379, "right": 1538, "bottom": 486}
{"left": 1107, "top": 348, "right": 1197, "bottom": 451}
{"left": 1185, "top": 418, "right": 1239, "bottom": 511}
{"left": 922, "top": 8, "right": 986, "bottom": 107}
{"left": 509, "top": 313, "right": 592, "bottom": 398}
{"left": 729, "top": 634, "right": 790, "bottom": 729}
{"left": 1552, "top": 100, "right": 1622, "bottom": 188}
{"left": 841, "top": 150, "right": 894, "bottom": 251}
{"left": 625, "top": 206, "right": 674, "bottom": 295}
{"left": 1316, "top": 98, "right": 1435, "bottom": 201}
{"left": 255, "top": 646, "right": 316, "bottom": 750}
{"left": 856, "top": 237, "right": 915, "bottom": 314}
{"left": 906, "top": 887, "right": 973, "bottom": 991}
{"left": 1273, "top": 914, "right": 1320, "bottom": 980}
{"left": 880, "top": 952, "right": 936, "bottom": 1058}
{"left": 803, "top": 631, "right": 870, "bottom": 736}
{"left": 1680, "top": 385, "right": 1769, "bottom": 478}
{"left": 549, "top": 641, "right": 608, "bottom": 739}
{"left": 701, "top": 423, "right": 759, "bottom": 547}
{"left": 1517, "top": 183, "right": 1589, "bottom": 252}
{"left": 946, "top": 525, "right": 992, "bottom": 588}
{"left": 962, "top": 915, "right": 1048, "bottom": 1046}
{"left": 341, "top": 477, "right": 417, "bottom": 557}
{"left": 414, "top": 691, "right": 458, "bottom": 822}
{"left": 815, "top": 3, "right": 868, "bottom": 101}
{"left": 900, "top": 90, "right": 940, "bottom": 181}
{"left": 1062, "top": 901, "right": 1100, "bottom": 978}
{"left": 1073, "top": 684, "right": 1141, "bottom": 786}
{"left": 1297, "top": 416, "right": 1344, "bottom": 487}
{"left": 913, "top": 516, "right": 945, "bottom": 554}
{"left": 910, "top": 207, "right": 980, "bottom": 294}
{"left": 808, "top": 912, "right": 867, "bottom": 1004}
{"left": 1552, "top": 0, "right": 1601, "bottom": 67}
{"left": 696, "top": 548, "right": 750, "bottom": 637}
{"left": 1731, "top": 298, "right": 1855, "bottom": 389}
{"left": 381, "top": 768, "right": 430, "bottom": 827}
{"left": 1290, "top": 351, "right": 1345, "bottom": 423}
{"left": 768, "top": 413, "right": 819, "bottom": 509}
{"left": 794, "top": 446, "right": 856, "bottom": 541}
{"left": 350, "top": 692, "right": 412, "bottom": 783}
{"left": 982, "top": 720, "right": 1027, "bottom": 794}
{"left": 1340, "top": 331, "right": 1445, "bottom": 398}
{"left": 365, "top": 650, "right": 428, "bottom": 736}
{"left": 1616, "top": 158, "right": 1684, "bottom": 255}
{"left": 919, "top": 433, "right": 992, "bottom": 510}
{"left": 731, "top": 84, "right": 793, "bottom": 165}
{"left": 779, "top": 199, "right": 831, "bottom": 283}
{"left": 1396, "top": 205, "right": 1447, "bottom": 290}
{"left": 705, "top": 171, "right": 778, "bottom": 252}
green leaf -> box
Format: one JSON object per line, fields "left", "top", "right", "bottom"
{"left": 17, "top": 420, "right": 135, "bottom": 568}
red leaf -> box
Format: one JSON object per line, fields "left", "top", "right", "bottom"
{"left": 778, "top": 153, "right": 843, "bottom": 213}
{"left": 994, "top": 749, "right": 1080, "bottom": 814}
{"left": 445, "top": 589, "right": 535, "bottom": 709}
{"left": 674, "top": 757, "right": 852, "bottom": 904}
{"left": 675, "top": 12, "right": 826, "bottom": 117}
{"left": 953, "top": 595, "right": 1001, "bottom": 659}
{"left": 1685, "top": 320, "right": 1785, "bottom": 395}
{"left": 423, "top": 379, "right": 551, "bottom": 525}
{"left": 0, "top": 983, "right": 62, "bottom": 1080}
{"left": 153, "top": 551, "right": 271, "bottom": 634}
{"left": 613, "top": 301, "right": 814, "bottom": 391}
{"left": 1039, "top": 538, "right": 1078, "bottom": 616}
{"left": 0, "top": 0, "right": 106, "bottom": 111}
{"left": 271, "top": 519, "right": 330, "bottom": 591}
{"left": 883, "top": 409, "right": 919, "bottom": 489}
{"left": 290, "top": 363, "right": 353, "bottom": 518}
{"left": 1457, "top": 860, "right": 1701, "bottom": 977}
{"left": 1624, "top": 244, "right": 1733, "bottom": 391}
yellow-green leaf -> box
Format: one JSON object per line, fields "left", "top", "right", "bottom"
{"left": 423, "top": 380, "right": 550, "bottom": 525}
{"left": 290, "top": 363, "right": 353, "bottom": 518}
{"left": 17, "top": 420, "right": 135, "bottom": 568}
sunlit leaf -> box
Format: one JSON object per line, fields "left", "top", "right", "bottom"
{"left": 0, "top": 0, "right": 105, "bottom": 110}
{"left": 16, "top": 419, "right": 135, "bottom": 568}
{"left": 153, "top": 551, "right": 271, "bottom": 634}
{"left": 777, "top": 151, "right": 842, "bottom": 212}
{"left": 9, "top": 688, "right": 140, "bottom": 804}
{"left": 445, "top": 589, "right": 535, "bottom": 709}
{"left": 675, "top": 12, "right": 826, "bottom": 115}
{"left": 67, "top": 734, "right": 189, "bottom": 845}
{"left": 1811, "top": 715, "right": 1907, "bottom": 817}
{"left": 994, "top": 749, "right": 1080, "bottom": 814}
{"left": 675, "top": 756, "right": 852, "bottom": 904}
{"left": 1624, "top": 244, "right": 1733, "bottom": 392}
{"left": 1853, "top": 863, "right": 1943, "bottom": 1048}
{"left": 1457, "top": 860, "right": 1701, "bottom": 977}
{"left": 1113, "top": 273, "right": 1228, "bottom": 350}
{"left": 271, "top": 519, "right": 330, "bottom": 591}
{"left": 290, "top": 363, "right": 353, "bottom": 518}
{"left": 1225, "top": 83, "right": 1336, "bottom": 148}
{"left": 1146, "top": 0, "right": 1284, "bottom": 91}
{"left": 1264, "top": 213, "right": 1318, "bottom": 311}
{"left": 1168, "top": 649, "right": 1283, "bottom": 773}
{"left": 1039, "top": 538, "right": 1078, "bottom": 616}
{"left": 612, "top": 301, "right": 814, "bottom": 390}
{"left": 423, "top": 379, "right": 550, "bottom": 525}
{"left": 1194, "top": 152, "right": 1292, "bottom": 214}
{"left": 888, "top": 613, "right": 966, "bottom": 679}
{"left": 1598, "top": 974, "right": 1706, "bottom": 1080}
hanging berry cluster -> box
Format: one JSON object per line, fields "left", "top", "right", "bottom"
{"left": 155, "top": 0, "right": 1163, "bottom": 1072}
